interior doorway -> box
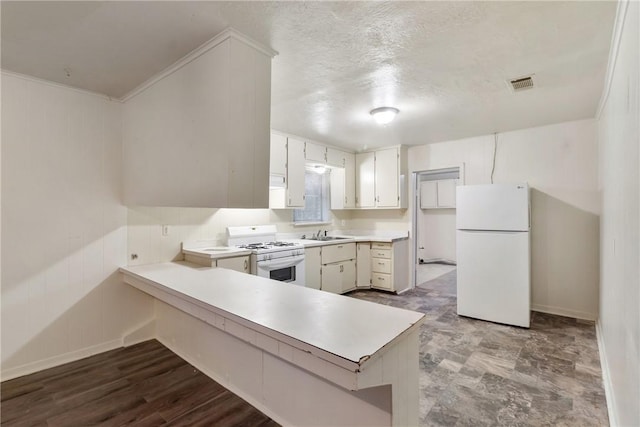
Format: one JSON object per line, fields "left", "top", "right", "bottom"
{"left": 411, "top": 166, "right": 463, "bottom": 288}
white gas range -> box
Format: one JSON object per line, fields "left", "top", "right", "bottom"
{"left": 226, "top": 225, "right": 305, "bottom": 286}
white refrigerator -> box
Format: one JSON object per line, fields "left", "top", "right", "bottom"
{"left": 456, "top": 184, "right": 531, "bottom": 328}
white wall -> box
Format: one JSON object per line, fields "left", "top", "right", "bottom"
{"left": 127, "top": 207, "right": 352, "bottom": 265}
{"left": 1, "top": 73, "right": 154, "bottom": 379}
{"left": 352, "top": 118, "right": 600, "bottom": 320}
{"left": 417, "top": 208, "right": 456, "bottom": 263}
{"left": 596, "top": 1, "right": 639, "bottom": 425}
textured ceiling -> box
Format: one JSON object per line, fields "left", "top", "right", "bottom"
{"left": 1, "top": 1, "right": 616, "bottom": 150}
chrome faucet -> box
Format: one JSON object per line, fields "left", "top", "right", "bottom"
{"left": 316, "top": 229, "right": 322, "bottom": 239}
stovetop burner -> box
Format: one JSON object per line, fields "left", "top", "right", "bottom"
{"left": 237, "top": 241, "right": 301, "bottom": 252}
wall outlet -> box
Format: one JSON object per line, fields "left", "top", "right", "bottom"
{"left": 162, "top": 224, "right": 170, "bottom": 236}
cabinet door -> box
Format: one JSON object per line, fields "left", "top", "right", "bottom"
{"left": 375, "top": 147, "right": 399, "bottom": 207}
{"left": 321, "top": 263, "right": 342, "bottom": 294}
{"left": 305, "top": 247, "right": 322, "bottom": 290}
{"left": 286, "top": 137, "right": 306, "bottom": 207}
{"left": 420, "top": 181, "right": 438, "bottom": 209}
{"left": 437, "top": 179, "right": 457, "bottom": 208}
{"left": 330, "top": 167, "right": 346, "bottom": 209}
{"left": 305, "top": 142, "right": 327, "bottom": 163}
{"left": 344, "top": 152, "right": 356, "bottom": 208}
{"left": 341, "top": 260, "right": 356, "bottom": 293}
{"left": 321, "top": 243, "right": 356, "bottom": 264}
{"left": 270, "top": 133, "right": 287, "bottom": 176}
{"left": 356, "top": 152, "right": 376, "bottom": 208}
{"left": 326, "top": 148, "right": 346, "bottom": 167}
{"left": 356, "top": 242, "right": 371, "bottom": 287}
{"left": 217, "top": 256, "right": 250, "bottom": 273}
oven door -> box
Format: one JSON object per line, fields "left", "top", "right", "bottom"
{"left": 256, "top": 254, "right": 306, "bottom": 286}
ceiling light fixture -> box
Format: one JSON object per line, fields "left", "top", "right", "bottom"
{"left": 311, "top": 165, "right": 327, "bottom": 175}
{"left": 370, "top": 107, "right": 399, "bottom": 125}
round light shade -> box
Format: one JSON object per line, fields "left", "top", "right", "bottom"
{"left": 370, "top": 107, "right": 399, "bottom": 125}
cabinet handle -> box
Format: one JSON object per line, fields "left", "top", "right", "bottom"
{"left": 345, "top": 196, "right": 347, "bottom": 204}
{"left": 376, "top": 196, "right": 380, "bottom": 202}
{"left": 378, "top": 277, "right": 385, "bottom": 281}
{"left": 340, "top": 265, "right": 344, "bottom": 273}
{"left": 378, "top": 262, "right": 384, "bottom": 265}
{"left": 337, "top": 245, "right": 343, "bottom": 248}
{"left": 244, "top": 259, "right": 248, "bottom": 270}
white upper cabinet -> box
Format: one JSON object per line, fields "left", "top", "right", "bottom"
{"left": 270, "top": 133, "right": 287, "bottom": 177}
{"left": 420, "top": 179, "right": 458, "bottom": 209}
{"left": 305, "top": 142, "right": 327, "bottom": 164}
{"left": 329, "top": 151, "right": 356, "bottom": 210}
{"left": 286, "top": 137, "right": 306, "bottom": 207}
{"left": 356, "top": 151, "right": 376, "bottom": 208}
{"left": 271, "top": 135, "right": 305, "bottom": 208}
{"left": 123, "top": 31, "right": 276, "bottom": 208}
{"left": 375, "top": 147, "right": 400, "bottom": 207}
{"left": 355, "top": 146, "right": 407, "bottom": 209}
{"left": 326, "top": 147, "right": 346, "bottom": 167}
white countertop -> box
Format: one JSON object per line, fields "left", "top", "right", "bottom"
{"left": 281, "top": 231, "right": 409, "bottom": 248}
{"left": 182, "top": 246, "right": 253, "bottom": 259}
{"left": 120, "top": 262, "right": 424, "bottom": 366}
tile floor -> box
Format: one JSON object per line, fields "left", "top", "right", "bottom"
{"left": 416, "top": 262, "right": 457, "bottom": 285}
{"left": 348, "top": 271, "right": 609, "bottom": 426}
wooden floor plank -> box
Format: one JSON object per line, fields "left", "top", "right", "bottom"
{"left": 1, "top": 340, "right": 280, "bottom": 427}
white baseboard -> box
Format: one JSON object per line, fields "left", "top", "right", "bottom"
{"left": 596, "top": 321, "right": 618, "bottom": 427}
{"left": 531, "top": 304, "right": 597, "bottom": 321}
{"left": 0, "top": 339, "right": 123, "bottom": 382}
{"left": 157, "top": 335, "right": 287, "bottom": 427}
{"left": 123, "top": 319, "right": 157, "bottom": 347}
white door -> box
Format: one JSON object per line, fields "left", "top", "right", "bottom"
{"left": 375, "top": 148, "right": 399, "bottom": 207}
{"left": 286, "top": 137, "right": 306, "bottom": 207}
{"left": 356, "top": 152, "right": 375, "bottom": 208}
{"left": 456, "top": 230, "right": 530, "bottom": 327}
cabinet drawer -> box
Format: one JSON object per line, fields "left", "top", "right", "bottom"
{"left": 371, "top": 257, "right": 391, "bottom": 274}
{"left": 371, "top": 248, "right": 391, "bottom": 259}
{"left": 371, "top": 242, "right": 391, "bottom": 250}
{"left": 371, "top": 273, "right": 392, "bottom": 290}
{"left": 322, "top": 242, "right": 356, "bottom": 264}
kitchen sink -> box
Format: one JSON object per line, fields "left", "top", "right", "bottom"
{"left": 306, "top": 236, "right": 350, "bottom": 241}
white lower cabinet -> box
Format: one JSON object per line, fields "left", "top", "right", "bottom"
{"left": 321, "top": 259, "right": 356, "bottom": 294}
{"left": 356, "top": 242, "right": 371, "bottom": 287}
{"left": 305, "top": 247, "right": 322, "bottom": 290}
{"left": 320, "top": 243, "right": 356, "bottom": 294}
{"left": 216, "top": 256, "right": 250, "bottom": 274}
{"left": 370, "top": 241, "right": 409, "bottom": 292}
{"left": 184, "top": 253, "right": 250, "bottom": 274}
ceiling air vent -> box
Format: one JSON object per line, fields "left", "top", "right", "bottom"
{"left": 507, "top": 75, "right": 535, "bottom": 92}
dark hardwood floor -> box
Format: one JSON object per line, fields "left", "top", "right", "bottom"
{"left": 1, "top": 340, "right": 279, "bottom": 426}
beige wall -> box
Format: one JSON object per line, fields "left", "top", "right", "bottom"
{"left": 597, "top": 1, "right": 639, "bottom": 425}
{"left": 352, "top": 118, "right": 600, "bottom": 320}
{"left": 1, "top": 73, "right": 154, "bottom": 379}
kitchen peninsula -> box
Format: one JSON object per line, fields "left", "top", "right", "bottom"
{"left": 120, "top": 262, "right": 425, "bottom": 427}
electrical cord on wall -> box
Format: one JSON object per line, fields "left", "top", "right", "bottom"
{"left": 490, "top": 132, "right": 498, "bottom": 184}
